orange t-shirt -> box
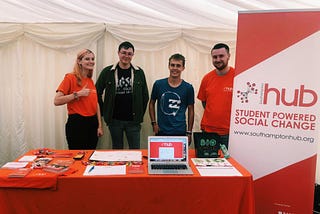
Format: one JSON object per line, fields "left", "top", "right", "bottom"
{"left": 197, "top": 67, "right": 235, "bottom": 135}
{"left": 56, "top": 73, "right": 98, "bottom": 116}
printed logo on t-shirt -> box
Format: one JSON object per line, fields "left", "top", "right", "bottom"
{"left": 160, "top": 91, "right": 181, "bottom": 116}
{"left": 116, "top": 76, "right": 132, "bottom": 95}
{"left": 224, "top": 87, "right": 233, "bottom": 92}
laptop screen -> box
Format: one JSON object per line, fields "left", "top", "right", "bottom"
{"left": 148, "top": 136, "right": 188, "bottom": 162}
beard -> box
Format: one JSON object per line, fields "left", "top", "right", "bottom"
{"left": 214, "top": 61, "right": 227, "bottom": 71}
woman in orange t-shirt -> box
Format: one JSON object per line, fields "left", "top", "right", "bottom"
{"left": 54, "top": 49, "right": 103, "bottom": 149}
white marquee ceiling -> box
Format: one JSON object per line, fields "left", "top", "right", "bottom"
{"left": 1, "top": 0, "right": 320, "bottom": 30}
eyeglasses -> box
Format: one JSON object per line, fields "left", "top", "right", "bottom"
{"left": 119, "top": 51, "right": 134, "bottom": 57}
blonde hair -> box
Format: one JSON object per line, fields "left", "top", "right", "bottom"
{"left": 72, "top": 49, "right": 94, "bottom": 86}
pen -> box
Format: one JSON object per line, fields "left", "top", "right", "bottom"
{"left": 88, "top": 165, "right": 95, "bottom": 173}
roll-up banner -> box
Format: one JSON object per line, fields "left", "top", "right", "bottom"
{"left": 229, "top": 10, "right": 320, "bottom": 213}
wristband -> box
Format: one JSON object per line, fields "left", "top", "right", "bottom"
{"left": 186, "top": 131, "right": 192, "bottom": 135}
{"left": 73, "top": 92, "right": 79, "bottom": 100}
{"left": 151, "top": 121, "right": 157, "bottom": 126}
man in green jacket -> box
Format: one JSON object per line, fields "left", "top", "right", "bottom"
{"left": 96, "top": 41, "right": 149, "bottom": 149}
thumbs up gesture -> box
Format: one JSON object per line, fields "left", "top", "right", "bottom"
{"left": 77, "top": 84, "right": 91, "bottom": 97}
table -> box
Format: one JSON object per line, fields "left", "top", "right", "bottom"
{"left": 0, "top": 149, "right": 255, "bottom": 214}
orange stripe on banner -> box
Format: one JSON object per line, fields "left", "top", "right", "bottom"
{"left": 235, "top": 11, "right": 320, "bottom": 76}
{"left": 254, "top": 155, "right": 317, "bottom": 214}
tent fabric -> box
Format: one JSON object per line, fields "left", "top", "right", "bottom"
{"left": 0, "top": 23, "right": 235, "bottom": 166}
{"left": 1, "top": 0, "right": 320, "bottom": 28}
{"left": 0, "top": 1, "right": 319, "bottom": 184}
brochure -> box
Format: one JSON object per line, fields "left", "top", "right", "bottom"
{"left": 18, "top": 155, "right": 37, "bottom": 162}
{"left": 43, "top": 159, "right": 74, "bottom": 174}
{"left": 32, "top": 157, "right": 53, "bottom": 169}
{"left": 1, "top": 162, "right": 29, "bottom": 169}
{"left": 191, "top": 158, "right": 242, "bottom": 176}
{"left": 8, "top": 168, "right": 32, "bottom": 178}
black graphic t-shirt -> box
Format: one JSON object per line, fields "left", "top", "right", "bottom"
{"left": 113, "top": 66, "right": 133, "bottom": 121}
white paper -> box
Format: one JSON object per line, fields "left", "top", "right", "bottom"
{"left": 83, "top": 165, "right": 126, "bottom": 176}
{"left": 196, "top": 167, "right": 243, "bottom": 176}
{"left": 89, "top": 151, "right": 142, "bottom": 162}
{"left": 192, "top": 158, "right": 233, "bottom": 167}
{"left": 1, "top": 162, "right": 29, "bottom": 169}
{"left": 192, "top": 158, "right": 243, "bottom": 176}
{"left": 18, "top": 155, "right": 37, "bottom": 162}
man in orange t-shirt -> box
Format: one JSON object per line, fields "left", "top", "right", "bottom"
{"left": 197, "top": 43, "right": 234, "bottom": 148}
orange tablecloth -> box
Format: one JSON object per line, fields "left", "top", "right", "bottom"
{"left": 0, "top": 149, "right": 255, "bottom": 214}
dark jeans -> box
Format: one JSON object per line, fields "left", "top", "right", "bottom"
{"left": 202, "top": 131, "right": 229, "bottom": 149}
{"left": 65, "top": 114, "right": 98, "bottom": 150}
{"left": 157, "top": 131, "right": 186, "bottom": 136}
{"left": 156, "top": 131, "right": 190, "bottom": 145}
{"left": 220, "top": 134, "right": 229, "bottom": 149}
{"left": 108, "top": 119, "right": 141, "bottom": 149}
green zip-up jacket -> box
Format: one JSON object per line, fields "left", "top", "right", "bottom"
{"left": 95, "top": 63, "right": 149, "bottom": 125}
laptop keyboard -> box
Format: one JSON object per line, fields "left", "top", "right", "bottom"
{"left": 151, "top": 164, "right": 187, "bottom": 170}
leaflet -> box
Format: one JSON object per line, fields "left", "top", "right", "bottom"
{"left": 191, "top": 158, "right": 242, "bottom": 176}
{"left": 83, "top": 165, "right": 126, "bottom": 176}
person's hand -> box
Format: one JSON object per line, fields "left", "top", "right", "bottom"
{"left": 97, "top": 127, "right": 103, "bottom": 137}
{"left": 187, "top": 135, "right": 192, "bottom": 146}
{"left": 77, "top": 84, "right": 91, "bottom": 97}
{"left": 152, "top": 124, "right": 159, "bottom": 135}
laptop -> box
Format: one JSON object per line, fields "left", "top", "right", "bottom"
{"left": 193, "top": 132, "right": 220, "bottom": 158}
{"left": 148, "top": 136, "right": 193, "bottom": 175}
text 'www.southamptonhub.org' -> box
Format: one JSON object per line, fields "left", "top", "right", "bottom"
{"left": 233, "top": 130, "right": 315, "bottom": 143}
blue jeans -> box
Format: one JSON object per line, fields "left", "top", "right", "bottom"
{"left": 108, "top": 119, "right": 141, "bottom": 149}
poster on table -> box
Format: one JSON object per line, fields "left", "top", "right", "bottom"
{"left": 229, "top": 10, "right": 320, "bottom": 213}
